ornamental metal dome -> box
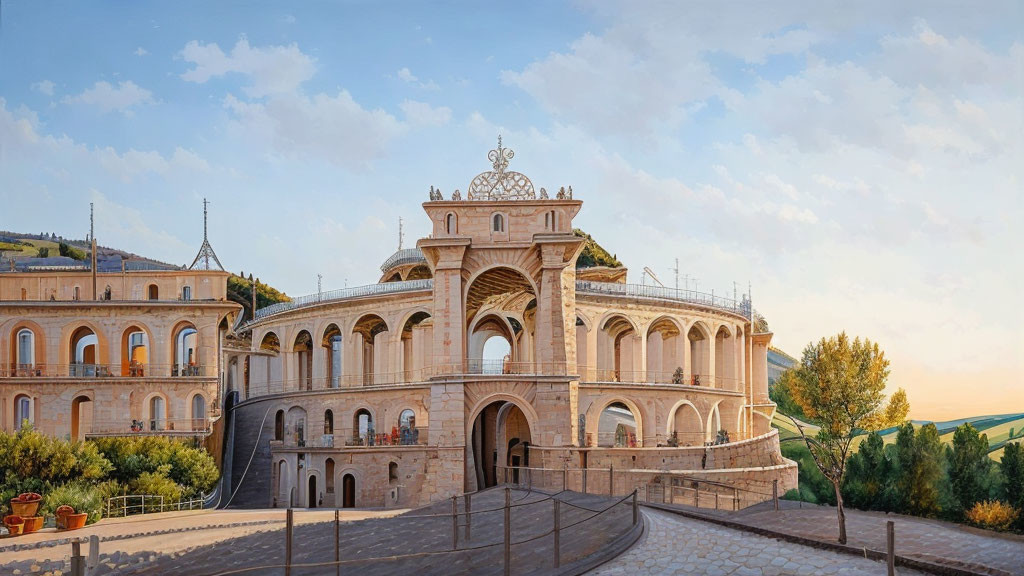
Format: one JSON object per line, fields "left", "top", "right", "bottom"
{"left": 466, "top": 136, "right": 536, "bottom": 200}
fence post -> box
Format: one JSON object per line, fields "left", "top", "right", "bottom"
{"left": 504, "top": 487, "right": 511, "bottom": 576}
{"left": 773, "top": 480, "right": 779, "bottom": 511}
{"left": 886, "top": 521, "right": 895, "bottom": 576}
{"left": 451, "top": 496, "right": 459, "bottom": 550}
{"left": 562, "top": 466, "right": 567, "bottom": 492}
{"left": 88, "top": 535, "right": 100, "bottom": 570}
{"left": 106, "top": 498, "right": 110, "bottom": 518}
{"left": 733, "top": 487, "right": 738, "bottom": 511}
{"left": 465, "top": 493, "right": 472, "bottom": 541}
{"left": 582, "top": 468, "right": 587, "bottom": 494}
{"left": 695, "top": 483, "right": 700, "bottom": 508}
{"left": 715, "top": 491, "right": 719, "bottom": 510}
{"left": 123, "top": 496, "right": 126, "bottom": 517}
{"left": 70, "top": 540, "right": 85, "bottom": 576}
{"left": 141, "top": 495, "right": 145, "bottom": 515}
{"left": 335, "top": 509, "right": 340, "bottom": 576}
{"left": 632, "top": 490, "right": 638, "bottom": 526}
{"left": 285, "top": 508, "right": 294, "bottom": 576}
{"left": 553, "top": 499, "right": 561, "bottom": 569}
{"left": 668, "top": 481, "right": 673, "bottom": 505}
{"left": 609, "top": 465, "right": 614, "bottom": 496}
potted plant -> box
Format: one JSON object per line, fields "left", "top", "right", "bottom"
{"left": 22, "top": 516, "right": 44, "bottom": 533}
{"left": 44, "top": 484, "right": 102, "bottom": 529}
{"left": 54, "top": 505, "right": 74, "bottom": 530}
{"left": 3, "top": 515, "right": 25, "bottom": 536}
{"left": 62, "top": 510, "right": 88, "bottom": 531}
{"left": 10, "top": 492, "right": 42, "bottom": 517}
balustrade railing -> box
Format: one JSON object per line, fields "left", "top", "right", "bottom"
{"left": 271, "top": 426, "right": 427, "bottom": 449}
{"left": 0, "top": 363, "right": 214, "bottom": 378}
{"left": 86, "top": 418, "right": 212, "bottom": 436}
{"left": 104, "top": 493, "right": 205, "bottom": 518}
{"left": 576, "top": 280, "right": 752, "bottom": 317}
{"left": 379, "top": 248, "right": 426, "bottom": 272}
{"left": 252, "top": 279, "right": 433, "bottom": 321}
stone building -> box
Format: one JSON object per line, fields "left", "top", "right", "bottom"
{"left": 0, "top": 218, "right": 239, "bottom": 440}
{"left": 225, "top": 140, "right": 797, "bottom": 510}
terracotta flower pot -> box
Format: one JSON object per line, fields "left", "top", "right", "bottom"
{"left": 55, "top": 506, "right": 74, "bottom": 530}
{"left": 10, "top": 500, "right": 40, "bottom": 517}
{"left": 3, "top": 515, "right": 25, "bottom": 536}
{"left": 62, "top": 513, "right": 88, "bottom": 531}
{"left": 22, "top": 516, "right": 44, "bottom": 533}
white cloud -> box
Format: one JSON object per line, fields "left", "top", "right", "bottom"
{"left": 31, "top": 80, "right": 55, "bottom": 96}
{"left": 400, "top": 100, "right": 451, "bottom": 127}
{"left": 134, "top": 47, "right": 149, "bottom": 56}
{"left": 181, "top": 37, "right": 316, "bottom": 97}
{"left": 62, "top": 80, "right": 155, "bottom": 113}
{"left": 396, "top": 67, "right": 440, "bottom": 91}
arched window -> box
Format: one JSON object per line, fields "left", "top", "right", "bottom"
{"left": 399, "top": 409, "right": 415, "bottom": 430}
{"left": 492, "top": 213, "right": 504, "bottom": 233}
{"left": 149, "top": 396, "right": 166, "bottom": 431}
{"left": 181, "top": 286, "right": 192, "bottom": 301}
{"left": 175, "top": 326, "right": 199, "bottom": 376}
{"left": 73, "top": 286, "right": 80, "bottom": 301}
{"left": 324, "top": 409, "right": 334, "bottom": 435}
{"left": 353, "top": 409, "right": 373, "bottom": 444}
{"left": 16, "top": 328, "right": 34, "bottom": 368}
{"left": 445, "top": 213, "right": 456, "bottom": 234}
{"left": 126, "top": 330, "right": 148, "bottom": 376}
{"left": 389, "top": 461, "right": 398, "bottom": 483}
{"left": 70, "top": 326, "right": 99, "bottom": 376}
{"left": 103, "top": 285, "right": 112, "bottom": 300}
{"left": 326, "top": 458, "right": 335, "bottom": 495}
{"left": 14, "top": 394, "right": 32, "bottom": 429}
{"left": 274, "top": 410, "right": 284, "bottom": 441}
{"left": 191, "top": 395, "right": 206, "bottom": 430}
{"left": 147, "top": 284, "right": 159, "bottom": 300}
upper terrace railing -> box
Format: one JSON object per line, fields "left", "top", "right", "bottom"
{"left": 379, "top": 248, "right": 426, "bottom": 272}
{"left": 0, "top": 363, "right": 214, "bottom": 378}
{"left": 575, "top": 281, "right": 752, "bottom": 318}
{"left": 251, "top": 279, "right": 433, "bottom": 321}
{"left": 244, "top": 278, "right": 752, "bottom": 325}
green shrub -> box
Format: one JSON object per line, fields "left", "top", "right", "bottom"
{"left": 43, "top": 482, "right": 103, "bottom": 524}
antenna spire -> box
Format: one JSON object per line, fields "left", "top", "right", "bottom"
{"left": 189, "top": 197, "right": 225, "bottom": 271}
{"left": 398, "top": 217, "right": 404, "bottom": 250}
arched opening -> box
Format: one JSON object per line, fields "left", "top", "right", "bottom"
{"left": 70, "top": 326, "right": 99, "bottom": 377}
{"left": 687, "top": 323, "right": 711, "bottom": 386}
{"left": 148, "top": 395, "right": 166, "bottom": 431}
{"left": 465, "top": 267, "right": 536, "bottom": 372}
{"left": 492, "top": 213, "right": 504, "bottom": 232}
{"left": 325, "top": 459, "right": 336, "bottom": 504}
{"left": 287, "top": 406, "right": 307, "bottom": 447}
{"left": 597, "top": 401, "right": 639, "bottom": 447}
{"left": 121, "top": 327, "right": 149, "bottom": 376}
{"left": 669, "top": 402, "right": 703, "bottom": 447}
{"left": 324, "top": 409, "right": 334, "bottom": 435}
{"left": 147, "top": 284, "right": 159, "bottom": 300}
{"left": 715, "top": 326, "right": 736, "bottom": 389}
{"left": 73, "top": 286, "right": 80, "bottom": 301}
{"left": 14, "top": 394, "right": 33, "bottom": 430}
{"left": 470, "top": 400, "right": 533, "bottom": 490}
{"left": 445, "top": 212, "right": 456, "bottom": 234}
{"left": 259, "top": 332, "right": 282, "bottom": 393}
{"left": 400, "top": 312, "right": 431, "bottom": 382}
{"left": 71, "top": 395, "right": 93, "bottom": 441}
{"left": 599, "top": 316, "right": 637, "bottom": 382}
{"left": 575, "top": 316, "right": 589, "bottom": 372}
{"left": 173, "top": 323, "right": 199, "bottom": 376}
{"left": 385, "top": 272, "right": 402, "bottom": 283}
{"left": 706, "top": 403, "right": 723, "bottom": 444}
{"left": 646, "top": 317, "right": 684, "bottom": 383}
{"left": 260, "top": 332, "right": 281, "bottom": 352}
{"left": 352, "top": 315, "right": 388, "bottom": 386}
{"left": 389, "top": 461, "right": 398, "bottom": 483}
{"left": 406, "top": 264, "right": 432, "bottom": 280}
{"left": 191, "top": 394, "right": 207, "bottom": 431}
{"left": 293, "top": 330, "right": 313, "bottom": 391}
{"left": 398, "top": 409, "right": 417, "bottom": 445}
{"left": 274, "top": 410, "right": 284, "bottom": 441}
{"left": 342, "top": 474, "right": 355, "bottom": 508}
{"left": 322, "top": 324, "right": 342, "bottom": 389}
{"left": 15, "top": 328, "right": 36, "bottom": 374}
{"left": 353, "top": 408, "right": 373, "bottom": 445}
{"left": 181, "top": 286, "right": 192, "bottom": 301}
{"left": 276, "top": 460, "right": 289, "bottom": 507}
{"left": 308, "top": 475, "right": 318, "bottom": 508}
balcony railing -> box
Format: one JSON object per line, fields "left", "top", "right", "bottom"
{"left": 251, "top": 279, "right": 433, "bottom": 322}
{"left": 379, "top": 248, "right": 426, "bottom": 272}
{"left": 575, "top": 280, "right": 752, "bottom": 318}
{"left": 85, "top": 418, "right": 211, "bottom": 436}
{"left": 0, "top": 363, "right": 214, "bottom": 378}
{"left": 272, "top": 426, "right": 427, "bottom": 449}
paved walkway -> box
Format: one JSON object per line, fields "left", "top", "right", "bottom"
{"left": 726, "top": 501, "right": 1024, "bottom": 576}
{"left": 589, "top": 508, "right": 929, "bottom": 576}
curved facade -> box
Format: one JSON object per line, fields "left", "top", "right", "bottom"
{"left": 227, "top": 142, "right": 796, "bottom": 510}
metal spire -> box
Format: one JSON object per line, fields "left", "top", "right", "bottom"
{"left": 398, "top": 217, "right": 404, "bottom": 250}
{"left": 189, "top": 197, "right": 224, "bottom": 271}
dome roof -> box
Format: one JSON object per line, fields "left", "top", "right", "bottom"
{"left": 380, "top": 248, "right": 426, "bottom": 273}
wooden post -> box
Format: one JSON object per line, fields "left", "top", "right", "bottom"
{"left": 553, "top": 499, "right": 561, "bottom": 568}
{"left": 886, "top": 521, "right": 895, "bottom": 576}
{"left": 504, "top": 487, "right": 511, "bottom": 576}
{"left": 70, "top": 540, "right": 85, "bottom": 576}
{"left": 465, "top": 493, "right": 472, "bottom": 541}
{"left": 715, "top": 491, "right": 719, "bottom": 510}
{"left": 695, "top": 483, "right": 700, "bottom": 508}
{"left": 733, "top": 487, "right": 738, "bottom": 511}
{"left": 582, "top": 468, "right": 587, "bottom": 494}
{"left": 773, "top": 480, "right": 779, "bottom": 511}
{"left": 285, "top": 508, "right": 294, "bottom": 576}
{"left": 668, "top": 481, "right": 673, "bottom": 504}
{"left": 334, "top": 509, "right": 340, "bottom": 576}
{"left": 609, "top": 465, "right": 614, "bottom": 496}
{"left": 451, "top": 496, "right": 458, "bottom": 550}
{"left": 632, "top": 490, "right": 638, "bottom": 526}
{"left": 88, "top": 535, "right": 99, "bottom": 570}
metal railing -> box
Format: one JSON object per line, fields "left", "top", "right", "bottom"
{"left": 86, "top": 418, "right": 212, "bottom": 436}
{"left": 104, "top": 493, "right": 205, "bottom": 518}
{"left": 380, "top": 248, "right": 426, "bottom": 272}
{"left": 252, "top": 279, "right": 433, "bottom": 321}
{"left": 0, "top": 363, "right": 214, "bottom": 378}
{"left": 271, "top": 426, "right": 427, "bottom": 449}
{"left": 576, "top": 280, "right": 752, "bottom": 317}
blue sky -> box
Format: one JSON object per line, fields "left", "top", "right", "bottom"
{"left": 1, "top": 1, "right": 1021, "bottom": 419}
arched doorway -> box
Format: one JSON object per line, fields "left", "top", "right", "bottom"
{"left": 599, "top": 316, "right": 637, "bottom": 382}
{"left": 465, "top": 267, "right": 536, "bottom": 372}
{"left": 342, "top": 474, "right": 355, "bottom": 508}
{"left": 400, "top": 312, "right": 431, "bottom": 381}
{"left": 322, "top": 324, "right": 342, "bottom": 389}
{"left": 470, "top": 400, "right": 533, "bottom": 490}
{"left": 70, "top": 326, "right": 99, "bottom": 377}
{"left": 293, "top": 331, "right": 313, "bottom": 391}
{"left": 352, "top": 315, "right": 388, "bottom": 386}
{"left": 687, "top": 323, "right": 711, "bottom": 386}
{"left": 668, "top": 401, "right": 703, "bottom": 447}
{"left": 308, "top": 475, "right": 318, "bottom": 508}
{"left": 597, "top": 401, "right": 639, "bottom": 447}
{"left": 70, "top": 395, "right": 94, "bottom": 441}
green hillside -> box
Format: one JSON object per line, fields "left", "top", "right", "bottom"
{"left": 227, "top": 273, "right": 291, "bottom": 322}
{"left": 573, "top": 229, "right": 622, "bottom": 269}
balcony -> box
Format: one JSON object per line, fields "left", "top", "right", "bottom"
{"left": 0, "top": 363, "right": 214, "bottom": 378}
{"left": 272, "top": 426, "right": 427, "bottom": 449}
{"left": 85, "top": 418, "right": 212, "bottom": 437}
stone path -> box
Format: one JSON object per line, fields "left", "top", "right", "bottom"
{"left": 589, "top": 507, "right": 929, "bottom": 576}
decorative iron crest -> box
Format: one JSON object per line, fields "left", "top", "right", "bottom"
{"left": 467, "top": 136, "right": 536, "bottom": 200}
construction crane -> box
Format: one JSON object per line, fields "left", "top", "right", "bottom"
{"left": 641, "top": 266, "right": 665, "bottom": 287}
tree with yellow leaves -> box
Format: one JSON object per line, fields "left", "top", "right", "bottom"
{"left": 786, "top": 332, "right": 909, "bottom": 544}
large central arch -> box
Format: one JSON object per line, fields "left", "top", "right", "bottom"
{"left": 467, "top": 394, "right": 538, "bottom": 490}
{"left": 464, "top": 266, "right": 537, "bottom": 373}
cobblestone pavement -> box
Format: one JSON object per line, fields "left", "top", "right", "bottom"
{"left": 729, "top": 501, "right": 1024, "bottom": 576}
{"left": 589, "top": 508, "right": 929, "bottom": 576}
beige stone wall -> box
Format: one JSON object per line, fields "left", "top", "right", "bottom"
{"left": 0, "top": 270, "right": 229, "bottom": 302}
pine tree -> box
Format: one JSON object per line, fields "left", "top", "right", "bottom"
{"left": 949, "top": 423, "right": 990, "bottom": 516}
{"left": 1000, "top": 443, "right": 1024, "bottom": 528}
